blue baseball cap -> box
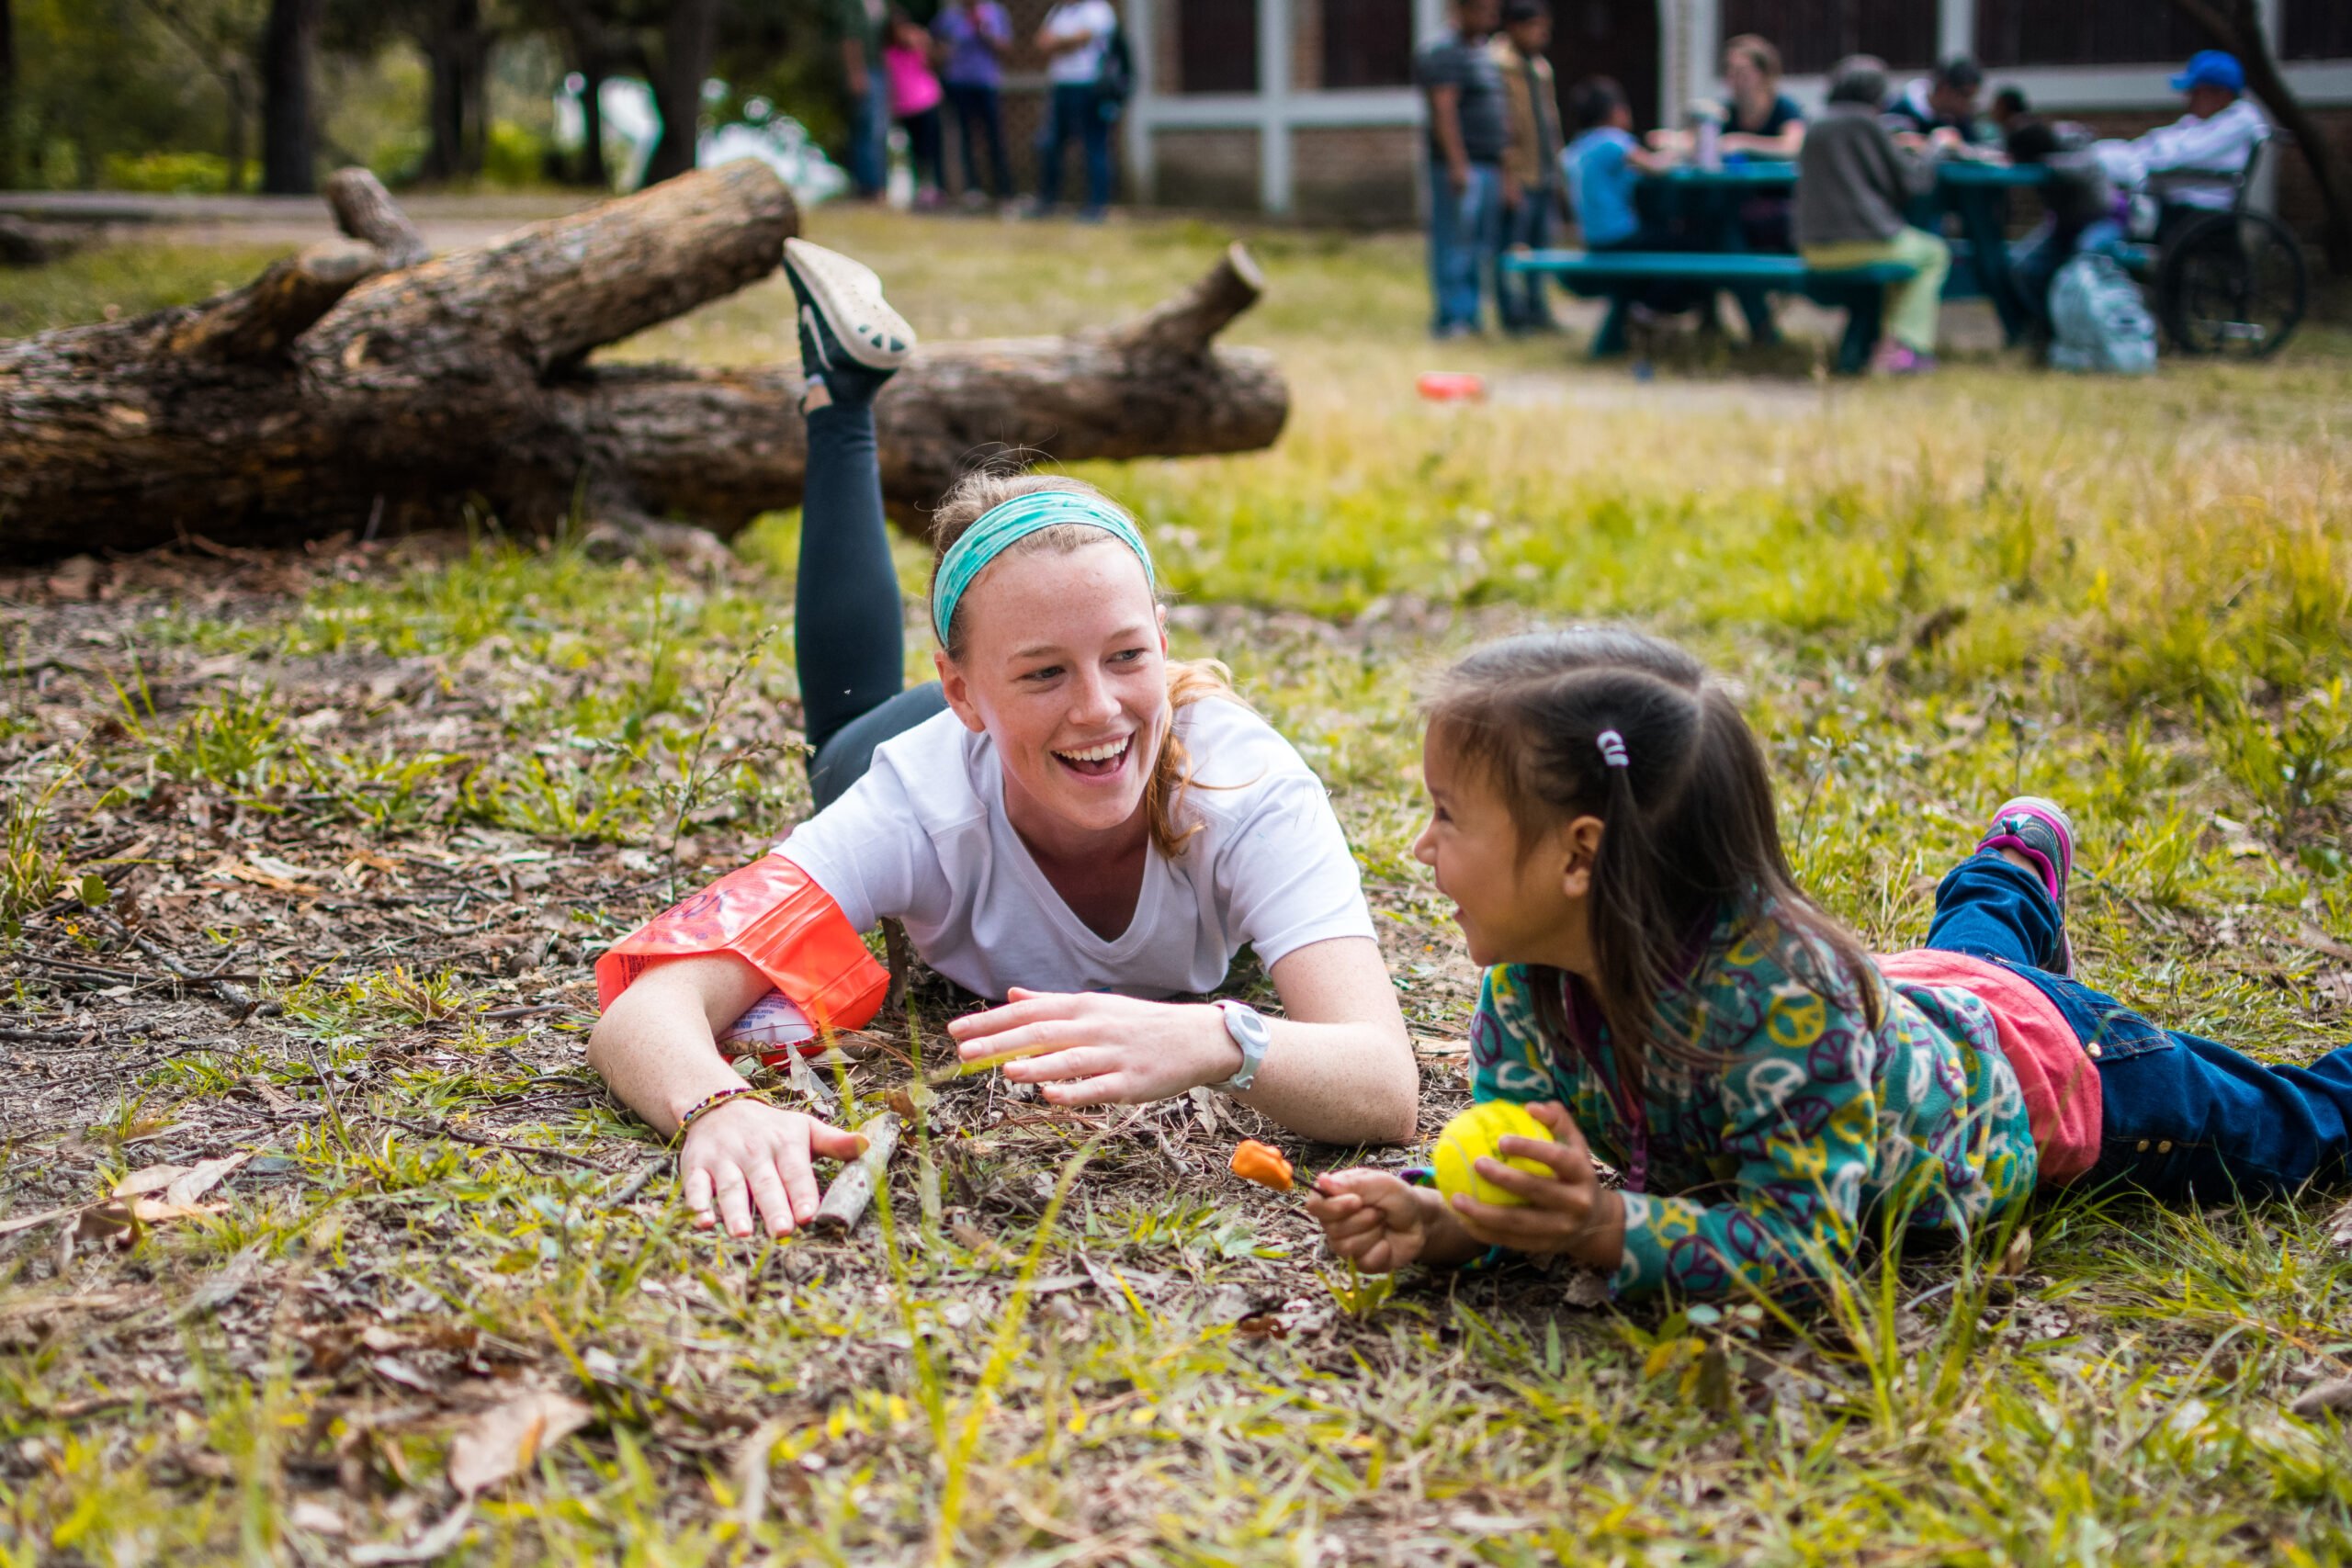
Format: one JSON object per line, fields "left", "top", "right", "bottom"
{"left": 2170, "top": 51, "right": 2244, "bottom": 93}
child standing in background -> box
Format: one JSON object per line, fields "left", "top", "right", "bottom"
{"left": 884, "top": 9, "right": 945, "bottom": 208}
{"left": 1309, "top": 628, "right": 2352, "bottom": 1300}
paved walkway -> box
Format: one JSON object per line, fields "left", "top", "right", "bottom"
{"left": 0, "top": 189, "right": 597, "bottom": 251}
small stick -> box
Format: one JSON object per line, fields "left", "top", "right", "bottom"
{"left": 605, "top": 1154, "right": 670, "bottom": 1209}
{"left": 808, "top": 1111, "right": 902, "bottom": 1235}
{"left": 925, "top": 1041, "right": 1056, "bottom": 1085}
{"left": 369, "top": 1112, "right": 608, "bottom": 1172}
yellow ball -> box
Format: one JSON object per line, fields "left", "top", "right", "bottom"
{"left": 1431, "top": 1100, "right": 1553, "bottom": 1207}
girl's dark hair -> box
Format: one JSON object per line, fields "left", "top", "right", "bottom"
{"left": 1427, "top": 627, "right": 1883, "bottom": 1089}
{"left": 929, "top": 465, "right": 1236, "bottom": 860}
{"left": 1570, "top": 76, "right": 1627, "bottom": 132}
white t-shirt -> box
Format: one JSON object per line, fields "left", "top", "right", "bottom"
{"left": 1040, "top": 0, "right": 1115, "bottom": 85}
{"left": 776, "top": 696, "right": 1374, "bottom": 1001}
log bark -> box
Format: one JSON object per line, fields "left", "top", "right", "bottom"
{"left": 0, "top": 166, "right": 1285, "bottom": 563}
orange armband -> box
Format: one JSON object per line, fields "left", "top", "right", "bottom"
{"left": 594, "top": 853, "right": 888, "bottom": 1036}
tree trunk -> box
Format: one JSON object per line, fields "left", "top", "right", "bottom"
{"left": 645, "top": 0, "right": 720, "bottom": 187}
{"left": 259, "top": 0, "right": 322, "bottom": 195}
{"left": 2172, "top": 0, "right": 2352, "bottom": 276}
{"left": 421, "top": 0, "right": 491, "bottom": 184}
{"left": 1, "top": 0, "right": 19, "bottom": 189}
{"left": 0, "top": 165, "right": 1287, "bottom": 563}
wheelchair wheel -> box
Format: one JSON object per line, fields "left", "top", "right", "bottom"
{"left": 2155, "top": 210, "right": 2308, "bottom": 357}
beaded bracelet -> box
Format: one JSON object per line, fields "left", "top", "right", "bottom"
{"left": 677, "top": 1085, "right": 769, "bottom": 1134}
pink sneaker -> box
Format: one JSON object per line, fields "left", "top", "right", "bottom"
{"left": 1873, "top": 343, "right": 1938, "bottom": 376}
{"left": 1978, "top": 797, "right": 2077, "bottom": 976}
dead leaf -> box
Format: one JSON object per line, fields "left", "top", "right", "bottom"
{"left": 1558, "top": 1269, "right": 1611, "bottom": 1309}
{"left": 164, "top": 1152, "right": 251, "bottom": 1205}
{"left": 2324, "top": 1198, "right": 2352, "bottom": 1252}
{"left": 1997, "top": 1225, "right": 2034, "bottom": 1279}
{"left": 0, "top": 1204, "right": 84, "bottom": 1238}
{"left": 287, "top": 1498, "right": 347, "bottom": 1537}
{"left": 177, "top": 1244, "right": 265, "bottom": 1318}
{"left": 2289, "top": 1379, "right": 2352, "bottom": 1419}
{"left": 447, "top": 1388, "right": 591, "bottom": 1496}
{"left": 371, "top": 1356, "right": 442, "bottom": 1393}
{"left": 347, "top": 1502, "right": 473, "bottom": 1565}
{"left": 731, "top": 1417, "right": 787, "bottom": 1536}
{"left": 113, "top": 1164, "right": 187, "bottom": 1199}
{"left": 2294, "top": 923, "right": 2352, "bottom": 963}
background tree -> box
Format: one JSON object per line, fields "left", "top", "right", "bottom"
{"left": 135, "top": 0, "right": 267, "bottom": 191}
{"left": 260, "top": 0, "right": 322, "bottom": 192}
{"left": 642, "top": 0, "right": 718, "bottom": 186}
{"left": 2170, "top": 0, "right": 2352, "bottom": 276}
{"left": 1, "top": 0, "right": 16, "bottom": 187}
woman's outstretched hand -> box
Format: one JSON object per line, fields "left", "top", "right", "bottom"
{"left": 679, "top": 1097, "right": 867, "bottom": 1238}
{"left": 945, "top": 987, "right": 1241, "bottom": 1105}
{"left": 1444, "top": 1101, "right": 1626, "bottom": 1271}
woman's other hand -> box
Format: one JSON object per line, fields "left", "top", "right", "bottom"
{"left": 679, "top": 1097, "right": 867, "bottom": 1238}
{"left": 946, "top": 987, "right": 1239, "bottom": 1104}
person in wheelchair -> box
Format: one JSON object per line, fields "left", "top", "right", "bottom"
{"left": 2093, "top": 51, "right": 2267, "bottom": 244}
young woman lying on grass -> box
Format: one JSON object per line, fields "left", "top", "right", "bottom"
{"left": 589, "top": 241, "right": 1417, "bottom": 1239}
{"left": 1309, "top": 628, "right": 2352, "bottom": 1299}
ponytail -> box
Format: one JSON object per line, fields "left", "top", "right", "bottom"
{"left": 1428, "top": 628, "right": 1883, "bottom": 1091}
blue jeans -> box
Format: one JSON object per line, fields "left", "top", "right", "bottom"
{"left": 945, "top": 81, "right": 1012, "bottom": 198}
{"left": 1498, "top": 189, "right": 1556, "bottom": 330}
{"left": 1037, "top": 83, "right": 1111, "bottom": 216}
{"left": 1427, "top": 159, "right": 1503, "bottom": 334}
{"left": 847, "top": 85, "right": 891, "bottom": 197}
{"left": 1926, "top": 853, "right": 2352, "bottom": 1202}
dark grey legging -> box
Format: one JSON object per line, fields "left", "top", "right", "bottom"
{"left": 799, "top": 399, "right": 948, "bottom": 808}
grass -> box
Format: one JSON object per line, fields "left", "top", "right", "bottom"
{"left": 0, "top": 209, "right": 2348, "bottom": 1562}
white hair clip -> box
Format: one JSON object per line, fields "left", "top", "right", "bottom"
{"left": 1596, "top": 729, "right": 1630, "bottom": 769}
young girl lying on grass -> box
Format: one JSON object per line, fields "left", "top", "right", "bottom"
{"left": 1308, "top": 629, "right": 2352, "bottom": 1299}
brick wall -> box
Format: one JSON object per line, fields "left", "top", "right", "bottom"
{"left": 1152, "top": 127, "right": 1264, "bottom": 208}
{"left": 1294, "top": 0, "right": 1323, "bottom": 91}
{"left": 1292, "top": 124, "right": 1421, "bottom": 224}
{"left": 2058, "top": 105, "right": 2352, "bottom": 243}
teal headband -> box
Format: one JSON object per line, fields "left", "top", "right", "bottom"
{"left": 930, "top": 491, "right": 1156, "bottom": 645}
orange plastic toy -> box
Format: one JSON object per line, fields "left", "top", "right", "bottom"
{"left": 1228, "top": 1139, "right": 1295, "bottom": 1192}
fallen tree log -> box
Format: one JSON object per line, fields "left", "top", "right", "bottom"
{"left": 0, "top": 164, "right": 1286, "bottom": 564}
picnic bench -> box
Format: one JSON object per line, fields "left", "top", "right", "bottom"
{"left": 1502, "top": 249, "right": 1921, "bottom": 373}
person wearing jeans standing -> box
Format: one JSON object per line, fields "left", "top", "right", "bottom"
{"left": 934, "top": 0, "right": 1014, "bottom": 202}
{"left": 1416, "top": 0, "right": 1508, "bottom": 337}
{"left": 1035, "top": 0, "right": 1116, "bottom": 220}
{"left": 1490, "top": 0, "right": 1564, "bottom": 333}
{"left": 836, "top": 0, "right": 891, "bottom": 198}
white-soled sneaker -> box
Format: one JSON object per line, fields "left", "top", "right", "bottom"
{"left": 783, "top": 237, "right": 914, "bottom": 405}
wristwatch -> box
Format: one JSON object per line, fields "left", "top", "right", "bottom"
{"left": 1211, "top": 999, "right": 1272, "bottom": 1094}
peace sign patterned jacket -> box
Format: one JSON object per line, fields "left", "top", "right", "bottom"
{"left": 1469, "top": 906, "right": 2040, "bottom": 1300}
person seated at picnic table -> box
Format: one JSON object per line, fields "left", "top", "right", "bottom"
{"left": 1645, "top": 35, "right": 1804, "bottom": 252}
{"left": 2093, "top": 51, "right": 2268, "bottom": 243}
{"left": 1564, "top": 76, "right": 1676, "bottom": 254}
{"left": 1883, "top": 55, "right": 1992, "bottom": 147}
{"left": 1797, "top": 55, "right": 1948, "bottom": 376}
{"left": 586, "top": 241, "right": 1419, "bottom": 1239}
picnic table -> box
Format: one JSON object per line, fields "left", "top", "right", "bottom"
{"left": 1638, "top": 158, "right": 2050, "bottom": 343}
